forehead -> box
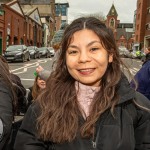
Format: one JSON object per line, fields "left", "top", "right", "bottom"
{"left": 69, "top": 29, "right": 100, "bottom": 44}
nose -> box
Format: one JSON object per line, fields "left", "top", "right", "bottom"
{"left": 78, "top": 51, "right": 91, "bottom": 63}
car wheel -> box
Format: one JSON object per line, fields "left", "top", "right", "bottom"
{"left": 22, "top": 55, "right": 25, "bottom": 62}
{"left": 27, "top": 54, "right": 30, "bottom": 61}
{"left": 38, "top": 54, "right": 41, "bottom": 59}
{"left": 34, "top": 54, "right": 36, "bottom": 59}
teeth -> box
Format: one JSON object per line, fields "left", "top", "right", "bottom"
{"left": 79, "top": 69, "right": 93, "bottom": 72}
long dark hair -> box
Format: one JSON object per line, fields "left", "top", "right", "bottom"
{"left": 0, "top": 56, "right": 17, "bottom": 115}
{"left": 37, "top": 17, "right": 124, "bottom": 142}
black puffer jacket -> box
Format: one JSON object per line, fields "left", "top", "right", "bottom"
{"left": 0, "top": 81, "right": 13, "bottom": 150}
{"left": 14, "top": 77, "right": 150, "bottom": 150}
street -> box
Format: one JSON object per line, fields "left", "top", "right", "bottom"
{"left": 9, "top": 57, "right": 54, "bottom": 88}
{"left": 8, "top": 57, "right": 143, "bottom": 89}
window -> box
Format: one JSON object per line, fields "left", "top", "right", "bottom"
{"left": 146, "top": 23, "right": 150, "bottom": 30}
{"left": 137, "top": 24, "right": 139, "bottom": 30}
{"left": 138, "top": 14, "right": 140, "bottom": 20}
{"left": 148, "top": 7, "right": 150, "bottom": 14}
{"left": 109, "top": 18, "right": 115, "bottom": 28}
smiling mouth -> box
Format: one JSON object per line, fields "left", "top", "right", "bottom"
{"left": 78, "top": 68, "right": 95, "bottom": 75}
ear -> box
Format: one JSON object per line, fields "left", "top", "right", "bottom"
{"left": 108, "top": 54, "right": 113, "bottom": 63}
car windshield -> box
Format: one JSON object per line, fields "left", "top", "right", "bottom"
{"left": 38, "top": 47, "right": 47, "bottom": 51}
{"left": 6, "top": 45, "right": 23, "bottom": 51}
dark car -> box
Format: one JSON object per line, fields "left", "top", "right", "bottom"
{"left": 48, "top": 47, "right": 55, "bottom": 56}
{"left": 38, "top": 47, "right": 51, "bottom": 58}
{"left": 28, "top": 46, "right": 40, "bottom": 59}
{"left": 3, "top": 45, "right": 30, "bottom": 62}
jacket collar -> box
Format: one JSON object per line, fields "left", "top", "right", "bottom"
{"left": 117, "top": 75, "right": 135, "bottom": 104}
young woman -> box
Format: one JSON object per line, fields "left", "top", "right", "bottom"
{"left": 14, "top": 17, "right": 150, "bottom": 150}
{"left": 27, "top": 75, "right": 46, "bottom": 108}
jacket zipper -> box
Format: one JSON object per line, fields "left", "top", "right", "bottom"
{"left": 92, "top": 141, "right": 96, "bottom": 148}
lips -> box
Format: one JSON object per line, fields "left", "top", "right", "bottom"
{"left": 78, "top": 68, "right": 95, "bottom": 75}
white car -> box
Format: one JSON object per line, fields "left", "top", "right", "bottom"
{"left": 48, "top": 47, "right": 55, "bottom": 56}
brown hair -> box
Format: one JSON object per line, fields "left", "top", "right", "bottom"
{"left": 37, "top": 17, "right": 124, "bottom": 143}
{"left": 0, "top": 55, "right": 17, "bottom": 115}
{"left": 32, "top": 76, "right": 43, "bottom": 100}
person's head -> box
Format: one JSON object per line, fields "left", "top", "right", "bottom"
{"left": 32, "top": 75, "right": 46, "bottom": 100}
{"left": 51, "top": 24, "right": 68, "bottom": 52}
{"left": 56, "top": 16, "right": 122, "bottom": 87}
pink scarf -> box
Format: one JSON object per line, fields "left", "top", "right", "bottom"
{"left": 75, "top": 81, "right": 100, "bottom": 118}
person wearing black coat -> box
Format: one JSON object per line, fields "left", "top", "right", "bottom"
{"left": 0, "top": 56, "right": 16, "bottom": 149}
{"left": 10, "top": 73, "right": 27, "bottom": 114}
{"left": 14, "top": 76, "right": 150, "bottom": 150}
{"left": 14, "top": 17, "right": 150, "bottom": 150}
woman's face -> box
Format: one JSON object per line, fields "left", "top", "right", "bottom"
{"left": 37, "top": 77, "right": 46, "bottom": 89}
{"left": 66, "top": 29, "right": 113, "bottom": 87}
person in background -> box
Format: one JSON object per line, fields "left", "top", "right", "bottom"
{"left": 10, "top": 73, "right": 27, "bottom": 115}
{"left": 14, "top": 17, "right": 150, "bottom": 150}
{"left": 27, "top": 73, "right": 46, "bottom": 108}
{"left": 1, "top": 56, "right": 27, "bottom": 115}
{"left": 130, "top": 47, "right": 150, "bottom": 100}
{"left": 0, "top": 55, "right": 16, "bottom": 149}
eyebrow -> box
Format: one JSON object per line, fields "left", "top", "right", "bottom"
{"left": 68, "top": 41, "right": 101, "bottom": 49}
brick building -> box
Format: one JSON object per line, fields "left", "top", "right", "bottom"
{"left": 106, "top": 4, "right": 134, "bottom": 50}
{"left": 24, "top": 7, "right": 42, "bottom": 47}
{"left": 0, "top": 9, "right": 5, "bottom": 54}
{"left": 19, "top": 0, "right": 55, "bottom": 46}
{"left": 2, "top": 0, "right": 25, "bottom": 52}
{"left": 0, "top": 0, "right": 43, "bottom": 53}
{"left": 135, "top": 0, "right": 150, "bottom": 50}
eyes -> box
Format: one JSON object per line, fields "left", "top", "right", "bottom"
{"left": 67, "top": 47, "right": 100, "bottom": 55}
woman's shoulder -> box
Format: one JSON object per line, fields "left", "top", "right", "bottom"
{"left": 26, "top": 101, "right": 41, "bottom": 117}
{"left": 134, "top": 91, "right": 150, "bottom": 109}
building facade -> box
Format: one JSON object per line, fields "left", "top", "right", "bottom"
{"left": 106, "top": 4, "right": 134, "bottom": 50}
{"left": 135, "top": 0, "right": 150, "bottom": 50}
{"left": 24, "top": 7, "right": 42, "bottom": 47}
{"left": 19, "top": 0, "right": 55, "bottom": 46}
{"left": 0, "top": 8, "right": 5, "bottom": 54}
{"left": 0, "top": 0, "right": 43, "bottom": 53}
{"left": 55, "top": 0, "right": 69, "bottom": 31}
{"left": 2, "top": 0, "right": 25, "bottom": 52}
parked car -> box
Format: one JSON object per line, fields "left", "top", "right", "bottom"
{"left": 3, "top": 45, "right": 30, "bottom": 62}
{"left": 48, "top": 47, "right": 55, "bottom": 56}
{"left": 38, "top": 47, "right": 51, "bottom": 58}
{"left": 118, "top": 46, "right": 130, "bottom": 58}
{"left": 28, "top": 46, "right": 40, "bottom": 59}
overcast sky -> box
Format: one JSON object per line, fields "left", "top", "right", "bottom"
{"left": 67, "top": 0, "right": 137, "bottom": 23}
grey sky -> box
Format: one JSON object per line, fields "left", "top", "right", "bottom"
{"left": 67, "top": 0, "right": 137, "bottom": 23}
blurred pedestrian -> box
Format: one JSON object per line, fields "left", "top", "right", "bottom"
{"left": 10, "top": 73, "right": 27, "bottom": 115}
{"left": 130, "top": 47, "right": 150, "bottom": 100}
{"left": 27, "top": 73, "right": 46, "bottom": 108}
{"left": 14, "top": 17, "right": 150, "bottom": 150}
{"left": 0, "top": 55, "right": 17, "bottom": 149}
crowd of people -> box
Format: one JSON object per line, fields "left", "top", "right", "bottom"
{"left": 0, "top": 16, "right": 150, "bottom": 150}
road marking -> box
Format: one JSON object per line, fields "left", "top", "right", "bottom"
{"left": 10, "top": 58, "right": 52, "bottom": 74}
{"left": 20, "top": 78, "right": 34, "bottom": 81}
